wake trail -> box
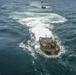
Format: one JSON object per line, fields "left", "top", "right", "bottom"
{"left": 9, "top": 1, "right": 67, "bottom": 58}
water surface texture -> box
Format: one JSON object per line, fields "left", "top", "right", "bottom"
{"left": 0, "top": 0, "right": 76, "bottom": 75}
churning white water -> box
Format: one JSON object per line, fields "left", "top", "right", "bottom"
{"left": 9, "top": 1, "right": 67, "bottom": 58}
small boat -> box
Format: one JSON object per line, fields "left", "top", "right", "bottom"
{"left": 41, "top": 1, "right": 46, "bottom": 9}
{"left": 41, "top": 6, "right": 46, "bottom": 9}
{"left": 39, "top": 37, "right": 60, "bottom": 55}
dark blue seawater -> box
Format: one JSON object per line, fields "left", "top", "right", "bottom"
{"left": 0, "top": 0, "right": 76, "bottom": 75}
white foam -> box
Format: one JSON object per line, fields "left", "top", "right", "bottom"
{"left": 19, "top": 41, "right": 37, "bottom": 58}
{"left": 9, "top": 1, "right": 67, "bottom": 58}
{"left": 31, "top": 27, "right": 54, "bottom": 41}
{"left": 10, "top": 12, "right": 67, "bottom": 23}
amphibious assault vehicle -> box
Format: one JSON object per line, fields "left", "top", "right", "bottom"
{"left": 39, "top": 37, "right": 60, "bottom": 55}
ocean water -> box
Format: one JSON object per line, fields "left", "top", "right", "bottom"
{"left": 0, "top": 0, "right": 76, "bottom": 75}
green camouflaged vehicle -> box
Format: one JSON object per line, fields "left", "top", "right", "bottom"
{"left": 39, "top": 37, "right": 60, "bottom": 55}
